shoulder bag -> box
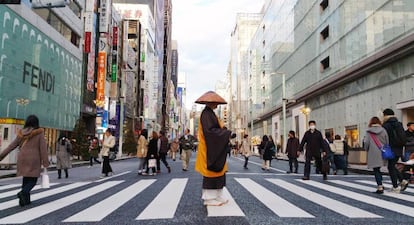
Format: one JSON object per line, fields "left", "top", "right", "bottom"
{"left": 369, "top": 133, "right": 395, "bottom": 160}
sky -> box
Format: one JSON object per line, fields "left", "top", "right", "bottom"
{"left": 171, "top": 0, "right": 265, "bottom": 109}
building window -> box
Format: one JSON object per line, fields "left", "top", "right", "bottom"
{"left": 262, "top": 55, "right": 265, "bottom": 62}
{"left": 324, "top": 128, "right": 334, "bottom": 140}
{"left": 262, "top": 40, "right": 266, "bottom": 47}
{"left": 262, "top": 70, "right": 265, "bottom": 77}
{"left": 262, "top": 24, "right": 265, "bottom": 32}
{"left": 320, "top": 0, "right": 329, "bottom": 11}
{"left": 320, "top": 25, "right": 329, "bottom": 41}
{"left": 320, "top": 56, "right": 330, "bottom": 71}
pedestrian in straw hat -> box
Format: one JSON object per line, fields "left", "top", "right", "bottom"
{"left": 194, "top": 91, "right": 232, "bottom": 206}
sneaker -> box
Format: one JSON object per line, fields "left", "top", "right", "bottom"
{"left": 400, "top": 180, "right": 409, "bottom": 191}
{"left": 302, "top": 177, "right": 310, "bottom": 180}
{"left": 286, "top": 171, "right": 292, "bottom": 174}
{"left": 87, "top": 166, "right": 92, "bottom": 168}
{"left": 167, "top": 166, "right": 171, "bottom": 173}
{"left": 390, "top": 187, "right": 400, "bottom": 193}
{"left": 323, "top": 174, "right": 328, "bottom": 180}
{"left": 374, "top": 185, "right": 384, "bottom": 194}
{"left": 215, "top": 197, "right": 229, "bottom": 205}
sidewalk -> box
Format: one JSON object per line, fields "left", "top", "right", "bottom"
{"left": 0, "top": 155, "right": 134, "bottom": 179}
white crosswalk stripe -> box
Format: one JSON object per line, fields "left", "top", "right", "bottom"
{"left": 0, "top": 182, "right": 91, "bottom": 210}
{"left": 0, "top": 183, "right": 58, "bottom": 200}
{"left": 0, "top": 181, "right": 123, "bottom": 224}
{"left": 136, "top": 178, "right": 188, "bottom": 220}
{"left": 235, "top": 178, "right": 314, "bottom": 218}
{"left": 0, "top": 177, "right": 413, "bottom": 223}
{"left": 356, "top": 180, "right": 414, "bottom": 194}
{"left": 65, "top": 179, "right": 155, "bottom": 222}
{"left": 0, "top": 184, "right": 20, "bottom": 191}
{"left": 267, "top": 178, "right": 381, "bottom": 218}
{"left": 330, "top": 180, "right": 414, "bottom": 202}
{"left": 299, "top": 179, "right": 414, "bottom": 217}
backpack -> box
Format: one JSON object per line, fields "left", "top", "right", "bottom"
{"left": 390, "top": 122, "right": 407, "bottom": 147}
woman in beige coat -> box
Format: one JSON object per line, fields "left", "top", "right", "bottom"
{"left": 169, "top": 137, "right": 180, "bottom": 161}
{"left": 0, "top": 115, "right": 49, "bottom": 206}
{"left": 136, "top": 129, "right": 148, "bottom": 175}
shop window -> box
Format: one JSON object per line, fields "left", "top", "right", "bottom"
{"left": 324, "top": 128, "right": 334, "bottom": 140}
{"left": 320, "top": 56, "right": 330, "bottom": 72}
{"left": 320, "top": 25, "right": 329, "bottom": 41}
{"left": 320, "top": 0, "right": 329, "bottom": 11}
{"left": 345, "top": 125, "right": 360, "bottom": 148}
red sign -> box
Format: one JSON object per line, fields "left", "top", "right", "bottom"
{"left": 113, "top": 27, "right": 118, "bottom": 46}
{"left": 84, "top": 32, "right": 91, "bottom": 53}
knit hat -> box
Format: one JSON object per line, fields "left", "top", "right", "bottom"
{"left": 195, "top": 91, "right": 227, "bottom": 104}
{"left": 383, "top": 108, "right": 394, "bottom": 116}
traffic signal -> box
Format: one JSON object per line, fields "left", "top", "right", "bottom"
{"left": 0, "top": 0, "right": 21, "bottom": 4}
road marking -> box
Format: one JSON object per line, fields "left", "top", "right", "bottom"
{"left": 94, "top": 171, "right": 131, "bottom": 182}
{"left": 0, "top": 181, "right": 123, "bottom": 224}
{"left": 268, "top": 179, "right": 381, "bottom": 218}
{"left": 299, "top": 179, "right": 414, "bottom": 217}
{"left": 235, "top": 178, "right": 314, "bottom": 218}
{"left": 231, "top": 157, "right": 286, "bottom": 173}
{"left": 206, "top": 187, "right": 245, "bottom": 217}
{"left": 136, "top": 178, "right": 188, "bottom": 220}
{"left": 330, "top": 180, "right": 414, "bottom": 202}
{"left": 0, "top": 183, "right": 58, "bottom": 200}
{"left": 355, "top": 180, "right": 414, "bottom": 194}
{"left": 64, "top": 179, "right": 156, "bottom": 222}
{"left": 0, "top": 184, "right": 20, "bottom": 191}
{"left": 0, "top": 182, "right": 91, "bottom": 210}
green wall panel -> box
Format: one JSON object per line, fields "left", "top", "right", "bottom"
{"left": 0, "top": 6, "right": 82, "bottom": 131}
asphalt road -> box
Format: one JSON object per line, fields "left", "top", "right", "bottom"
{"left": 0, "top": 154, "right": 413, "bottom": 225}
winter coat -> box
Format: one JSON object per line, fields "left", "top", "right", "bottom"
{"left": 382, "top": 116, "right": 404, "bottom": 156}
{"left": 158, "top": 135, "right": 169, "bottom": 154}
{"left": 136, "top": 135, "right": 148, "bottom": 158}
{"left": 146, "top": 138, "right": 159, "bottom": 159}
{"left": 169, "top": 138, "right": 179, "bottom": 153}
{"left": 260, "top": 140, "right": 275, "bottom": 160}
{"left": 405, "top": 130, "right": 414, "bottom": 153}
{"left": 56, "top": 139, "right": 72, "bottom": 169}
{"left": 0, "top": 128, "right": 49, "bottom": 177}
{"left": 89, "top": 140, "right": 100, "bottom": 158}
{"left": 363, "top": 125, "right": 388, "bottom": 169}
{"left": 299, "top": 129, "right": 328, "bottom": 156}
{"left": 101, "top": 135, "right": 115, "bottom": 156}
{"left": 240, "top": 138, "right": 251, "bottom": 157}
{"left": 286, "top": 137, "right": 300, "bottom": 158}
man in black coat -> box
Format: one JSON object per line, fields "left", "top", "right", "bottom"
{"left": 299, "top": 120, "right": 329, "bottom": 180}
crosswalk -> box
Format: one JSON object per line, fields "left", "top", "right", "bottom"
{"left": 0, "top": 176, "right": 413, "bottom": 224}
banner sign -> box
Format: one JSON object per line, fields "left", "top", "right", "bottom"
{"left": 84, "top": 32, "right": 91, "bottom": 53}
{"left": 97, "top": 51, "right": 106, "bottom": 101}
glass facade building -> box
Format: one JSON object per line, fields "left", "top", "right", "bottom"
{"left": 248, "top": 0, "right": 414, "bottom": 153}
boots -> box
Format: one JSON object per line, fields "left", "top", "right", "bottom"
{"left": 375, "top": 185, "right": 384, "bottom": 194}
{"left": 57, "top": 169, "right": 61, "bottom": 179}
{"left": 64, "top": 169, "right": 68, "bottom": 178}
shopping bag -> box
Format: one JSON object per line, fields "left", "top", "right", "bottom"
{"left": 148, "top": 159, "right": 156, "bottom": 168}
{"left": 41, "top": 168, "right": 50, "bottom": 189}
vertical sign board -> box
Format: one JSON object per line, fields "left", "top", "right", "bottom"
{"left": 111, "top": 27, "right": 118, "bottom": 82}
{"left": 97, "top": 52, "right": 106, "bottom": 101}
{"left": 99, "top": 0, "right": 110, "bottom": 32}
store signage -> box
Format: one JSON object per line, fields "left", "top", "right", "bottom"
{"left": 111, "top": 64, "right": 117, "bottom": 82}
{"left": 99, "top": 0, "right": 110, "bottom": 32}
{"left": 22, "top": 61, "right": 55, "bottom": 94}
{"left": 97, "top": 51, "right": 106, "bottom": 101}
{"left": 84, "top": 32, "right": 91, "bottom": 53}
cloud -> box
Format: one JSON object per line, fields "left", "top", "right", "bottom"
{"left": 172, "top": 0, "right": 264, "bottom": 109}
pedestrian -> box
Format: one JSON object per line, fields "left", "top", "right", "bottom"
{"left": 88, "top": 136, "right": 101, "bottom": 168}
{"left": 240, "top": 134, "right": 251, "bottom": 169}
{"left": 137, "top": 129, "right": 148, "bottom": 175}
{"left": 286, "top": 130, "right": 299, "bottom": 174}
{"left": 363, "top": 116, "right": 388, "bottom": 194}
{"left": 260, "top": 135, "right": 274, "bottom": 171}
{"left": 229, "top": 133, "right": 237, "bottom": 157}
{"left": 268, "top": 135, "right": 276, "bottom": 159}
{"left": 56, "top": 134, "right": 72, "bottom": 179}
{"left": 404, "top": 122, "right": 414, "bottom": 161}
{"left": 382, "top": 108, "right": 408, "bottom": 192}
{"left": 299, "top": 120, "right": 329, "bottom": 180}
{"left": 194, "top": 91, "right": 232, "bottom": 206}
{"left": 101, "top": 129, "right": 115, "bottom": 177}
{"left": 179, "top": 128, "right": 196, "bottom": 171}
{"left": 0, "top": 115, "right": 49, "bottom": 206}
{"left": 158, "top": 130, "right": 171, "bottom": 173}
{"left": 324, "top": 132, "right": 336, "bottom": 175}
{"left": 169, "top": 137, "right": 180, "bottom": 161}
{"left": 331, "top": 135, "right": 348, "bottom": 175}
{"left": 145, "top": 131, "right": 159, "bottom": 175}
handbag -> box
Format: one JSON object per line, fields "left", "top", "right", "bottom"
{"left": 148, "top": 159, "right": 156, "bottom": 168}
{"left": 369, "top": 133, "right": 395, "bottom": 160}
{"left": 41, "top": 168, "right": 50, "bottom": 189}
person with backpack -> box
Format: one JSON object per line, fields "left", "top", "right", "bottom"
{"left": 330, "top": 135, "right": 348, "bottom": 175}
{"left": 382, "top": 108, "right": 408, "bottom": 193}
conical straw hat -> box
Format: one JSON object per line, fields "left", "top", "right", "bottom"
{"left": 195, "top": 91, "right": 227, "bottom": 104}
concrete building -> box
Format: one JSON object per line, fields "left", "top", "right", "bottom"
{"left": 247, "top": 0, "right": 414, "bottom": 160}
